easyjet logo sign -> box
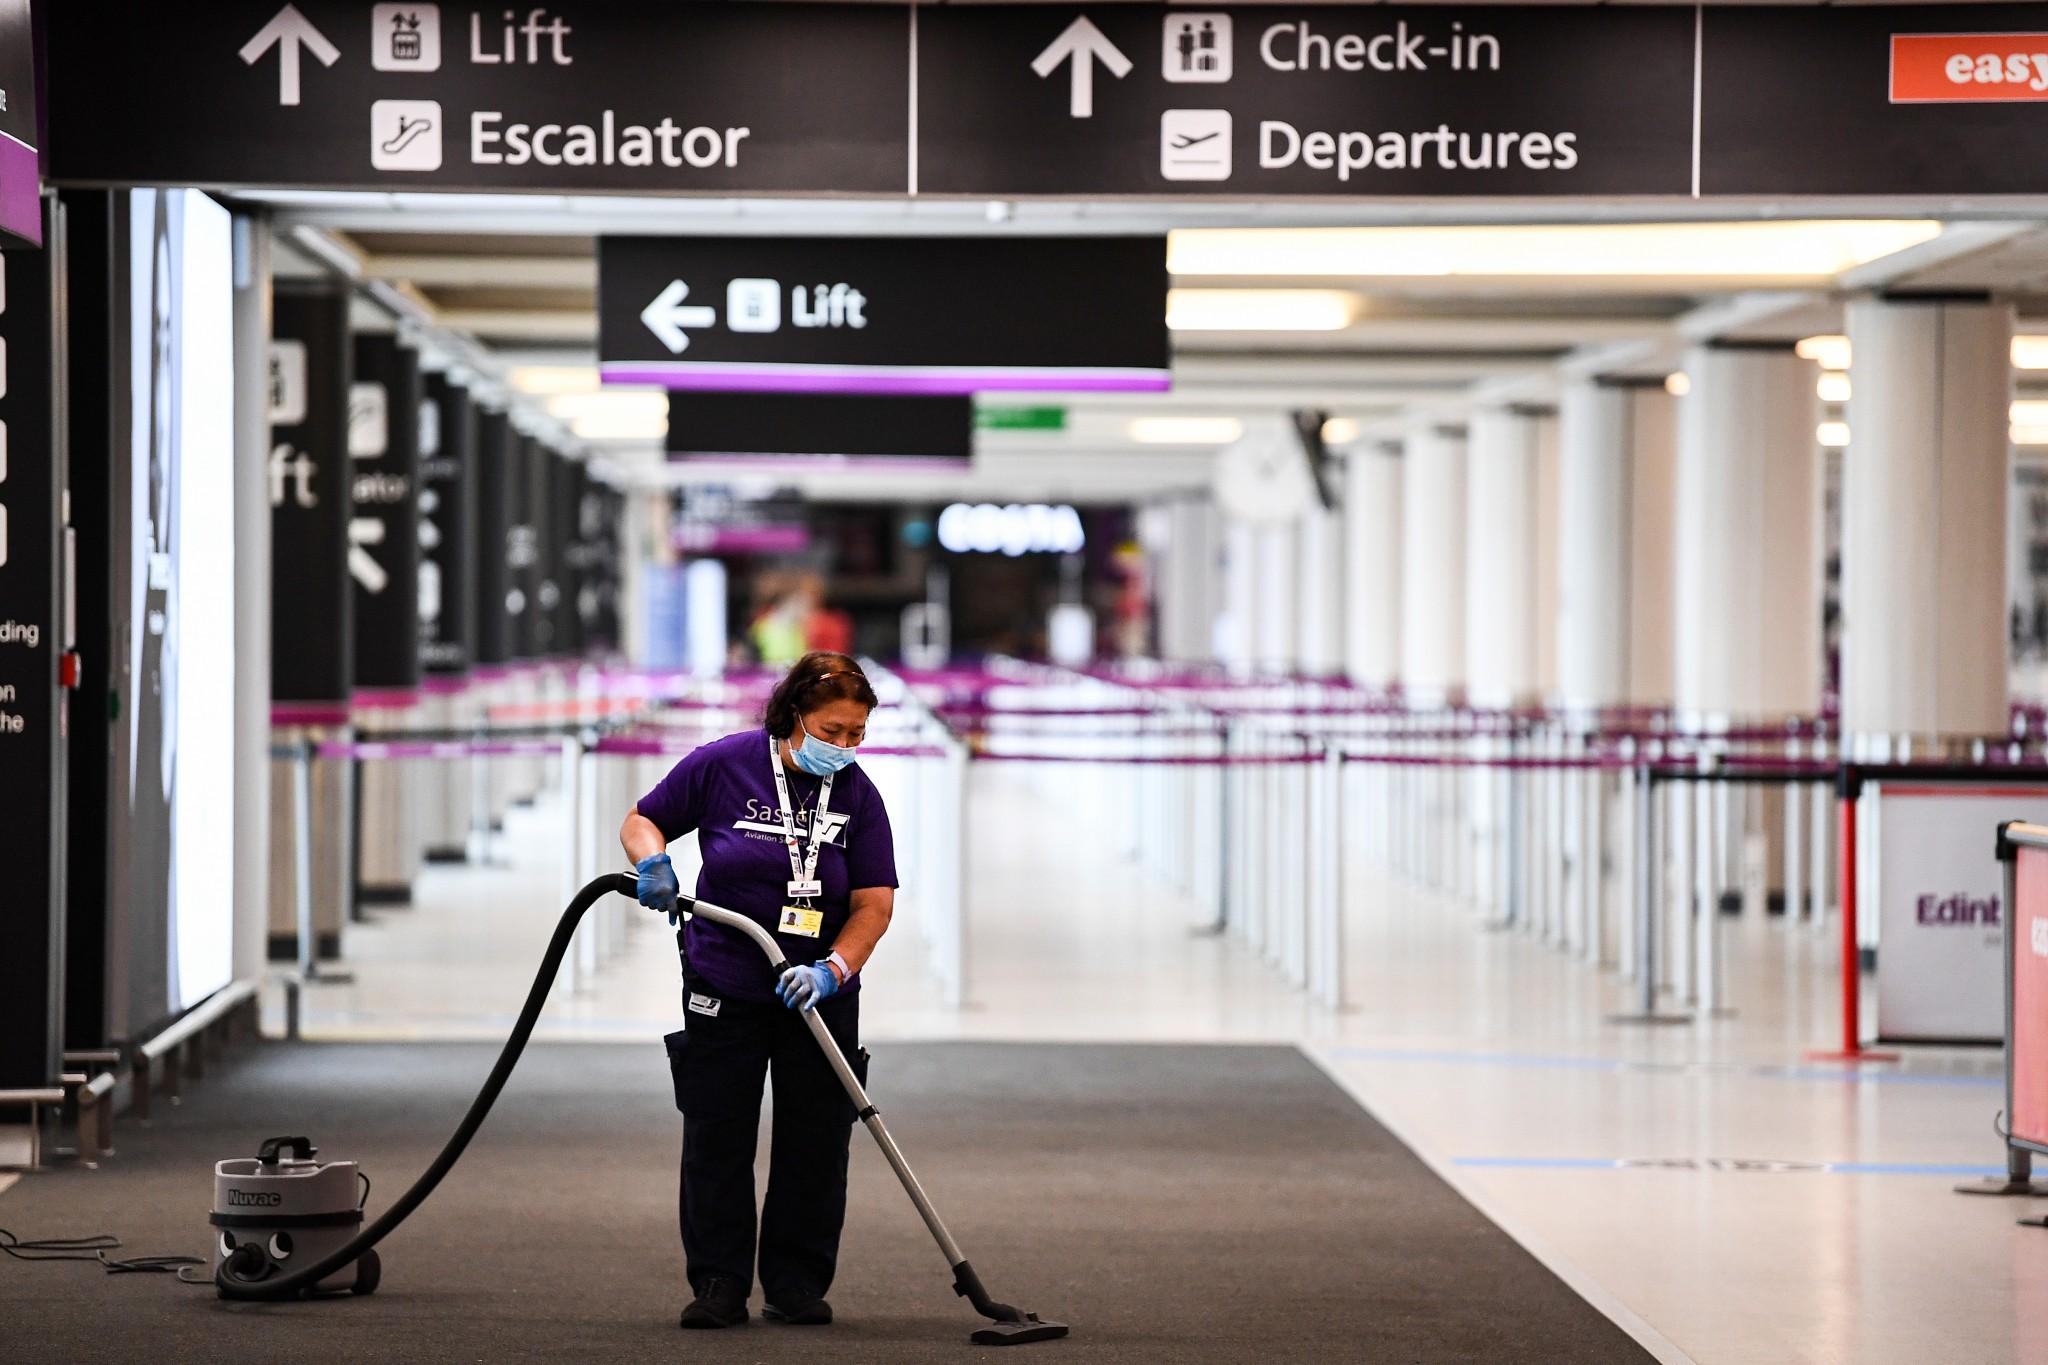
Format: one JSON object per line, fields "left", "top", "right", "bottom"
{"left": 1892, "top": 33, "right": 2048, "bottom": 102}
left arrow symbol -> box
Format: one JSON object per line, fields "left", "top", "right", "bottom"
{"left": 349, "top": 518, "right": 389, "bottom": 593}
{"left": 641, "top": 280, "right": 718, "bottom": 355}
{"left": 240, "top": 4, "right": 341, "bottom": 108}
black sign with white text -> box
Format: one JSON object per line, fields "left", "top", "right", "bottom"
{"left": 270, "top": 281, "right": 353, "bottom": 707}
{"left": 918, "top": 5, "right": 1696, "bottom": 196}
{"left": 349, "top": 333, "right": 422, "bottom": 692}
{"left": 667, "top": 392, "right": 975, "bottom": 462}
{"left": 419, "top": 373, "right": 476, "bottom": 674}
{"left": 0, "top": 221, "right": 62, "bottom": 1094}
{"left": 45, "top": 4, "right": 2048, "bottom": 201}
{"left": 598, "top": 236, "right": 1170, "bottom": 394}
{"left": 471, "top": 407, "right": 514, "bottom": 669}
{"left": 46, "top": 1, "right": 909, "bottom": 195}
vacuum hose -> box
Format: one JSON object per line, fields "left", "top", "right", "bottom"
{"left": 217, "top": 872, "right": 637, "bottom": 1299}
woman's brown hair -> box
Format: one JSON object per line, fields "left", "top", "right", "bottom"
{"left": 762, "top": 651, "right": 879, "bottom": 740}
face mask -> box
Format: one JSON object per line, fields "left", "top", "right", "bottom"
{"left": 792, "top": 719, "right": 858, "bottom": 777}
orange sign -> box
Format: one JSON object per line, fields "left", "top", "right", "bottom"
{"left": 1892, "top": 33, "right": 2048, "bottom": 103}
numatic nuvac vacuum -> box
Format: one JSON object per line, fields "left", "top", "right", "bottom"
{"left": 210, "top": 1135, "right": 379, "bottom": 1295}
{"left": 215, "top": 872, "right": 1068, "bottom": 1346}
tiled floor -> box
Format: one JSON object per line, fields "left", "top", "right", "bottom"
{"left": 255, "top": 762, "right": 2045, "bottom": 1364}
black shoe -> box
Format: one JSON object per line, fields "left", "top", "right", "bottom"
{"left": 680, "top": 1276, "right": 750, "bottom": 1329}
{"left": 762, "top": 1297, "right": 833, "bottom": 1325}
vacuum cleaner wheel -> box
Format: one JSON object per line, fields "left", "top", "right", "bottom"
{"left": 350, "top": 1249, "right": 381, "bottom": 1296}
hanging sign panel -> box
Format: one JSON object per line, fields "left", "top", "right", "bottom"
{"left": 45, "top": 1, "right": 910, "bottom": 195}
{"left": 599, "top": 235, "right": 1169, "bottom": 394}
{"left": 471, "top": 407, "right": 514, "bottom": 669}
{"left": 1698, "top": 4, "right": 2048, "bottom": 195}
{"left": 667, "top": 392, "right": 974, "bottom": 465}
{"left": 418, "top": 372, "right": 477, "bottom": 674}
{"left": 916, "top": 5, "right": 1697, "bottom": 197}
{"left": 270, "top": 281, "right": 354, "bottom": 711}
{"left": 349, "top": 333, "right": 423, "bottom": 692}
{"left": 43, "top": 3, "right": 2048, "bottom": 199}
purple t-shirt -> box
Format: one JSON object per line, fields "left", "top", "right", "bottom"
{"left": 637, "top": 728, "right": 898, "bottom": 1003}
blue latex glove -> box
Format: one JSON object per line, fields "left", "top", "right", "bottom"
{"left": 635, "top": 852, "right": 680, "bottom": 926}
{"left": 777, "top": 961, "right": 840, "bottom": 1013}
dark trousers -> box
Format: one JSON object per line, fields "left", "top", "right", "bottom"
{"left": 665, "top": 970, "right": 865, "bottom": 1304}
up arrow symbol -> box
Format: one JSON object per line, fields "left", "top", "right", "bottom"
{"left": 239, "top": 4, "right": 341, "bottom": 108}
{"left": 640, "top": 280, "right": 719, "bottom": 355}
{"left": 1030, "top": 15, "right": 1131, "bottom": 119}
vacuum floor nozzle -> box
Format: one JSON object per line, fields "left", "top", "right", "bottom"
{"left": 971, "top": 1314, "right": 1071, "bottom": 1346}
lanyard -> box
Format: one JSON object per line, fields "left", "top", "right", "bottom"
{"left": 769, "top": 733, "right": 834, "bottom": 902}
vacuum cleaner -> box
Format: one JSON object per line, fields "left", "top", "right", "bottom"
{"left": 214, "top": 872, "right": 1068, "bottom": 1347}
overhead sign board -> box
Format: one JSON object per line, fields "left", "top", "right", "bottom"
{"left": 600, "top": 235, "right": 1169, "bottom": 395}
{"left": 44, "top": 4, "right": 2048, "bottom": 201}
{"left": 46, "top": 1, "right": 910, "bottom": 195}
{"left": 667, "top": 392, "right": 974, "bottom": 466}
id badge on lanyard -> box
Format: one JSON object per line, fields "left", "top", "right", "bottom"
{"left": 771, "top": 735, "right": 834, "bottom": 938}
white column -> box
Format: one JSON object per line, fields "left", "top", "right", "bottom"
{"left": 1296, "top": 474, "right": 1345, "bottom": 677}
{"left": 1465, "top": 408, "right": 1544, "bottom": 708}
{"left": 1254, "top": 520, "right": 1299, "bottom": 673}
{"left": 1220, "top": 517, "right": 1259, "bottom": 675}
{"left": 1558, "top": 378, "right": 1680, "bottom": 710}
{"left": 1156, "top": 496, "right": 1222, "bottom": 666}
{"left": 1400, "top": 424, "right": 1467, "bottom": 702}
{"left": 1674, "top": 343, "right": 1824, "bottom": 721}
{"left": 1344, "top": 442, "right": 1402, "bottom": 687}
{"left": 1532, "top": 411, "right": 1562, "bottom": 700}
{"left": 1842, "top": 295, "right": 2014, "bottom": 743}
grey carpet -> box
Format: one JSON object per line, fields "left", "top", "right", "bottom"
{"left": 0, "top": 1041, "right": 1652, "bottom": 1363}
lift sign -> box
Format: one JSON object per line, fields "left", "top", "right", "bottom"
{"left": 1891, "top": 32, "right": 2048, "bottom": 101}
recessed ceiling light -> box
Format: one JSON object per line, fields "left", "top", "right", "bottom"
{"left": 1166, "top": 221, "right": 1943, "bottom": 280}
{"left": 1127, "top": 416, "right": 1246, "bottom": 445}
{"left": 1166, "top": 289, "right": 1358, "bottom": 331}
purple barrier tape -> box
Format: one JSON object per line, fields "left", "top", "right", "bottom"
{"left": 971, "top": 750, "right": 1315, "bottom": 766}
{"left": 272, "top": 702, "right": 351, "bottom": 727}
{"left": 352, "top": 687, "right": 422, "bottom": 711}
{"left": 315, "top": 738, "right": 570, "bottom": 760}
{"left": 592, "top": 735, "right": 947, "bottom": 759}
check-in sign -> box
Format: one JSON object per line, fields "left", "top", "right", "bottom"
{"left": 1891, "top": 32, "right": 2048, "bottom": 102}
{"left": 599, "top": 236, "right": 1169, "bottom": 395}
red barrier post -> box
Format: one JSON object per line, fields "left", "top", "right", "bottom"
{"left": 1807, "top": 771, "right": 1897, "bottom": 1063}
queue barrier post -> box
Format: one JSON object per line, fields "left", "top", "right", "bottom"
{"left": 1805, "top": 767, "right": 1897, "bottom": 1063}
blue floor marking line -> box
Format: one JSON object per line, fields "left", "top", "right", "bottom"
{"left": 1322, "top": 1045, "right": 2002, "bottom": 1088}
{"left": 1452, "top": 1156, "right": 2010, "bottom": 1177}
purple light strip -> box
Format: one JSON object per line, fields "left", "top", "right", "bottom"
{"left": 0, "top": 133, "right": 41, "bottom": 246}
{"left": 602, "top": 361, "right": 1171, "bottom": 396}
{"left": 671, "top": 455, "right": 975, "bottom": 474}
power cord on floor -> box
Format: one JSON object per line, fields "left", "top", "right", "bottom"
{"left": 1, "top": 1228, "right": 210, "bottom": 1283}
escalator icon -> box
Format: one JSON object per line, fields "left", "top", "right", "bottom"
{"left": 370, "top": 99, "right": 442, "bottom": 171}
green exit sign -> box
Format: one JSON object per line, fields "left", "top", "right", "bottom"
{"left": 975, "top": 404, "right": 1067, "bottom": 432}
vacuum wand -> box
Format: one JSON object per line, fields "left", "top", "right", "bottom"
{"left": 673, "top": 889, "right": 1067, "bottom": 1346}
